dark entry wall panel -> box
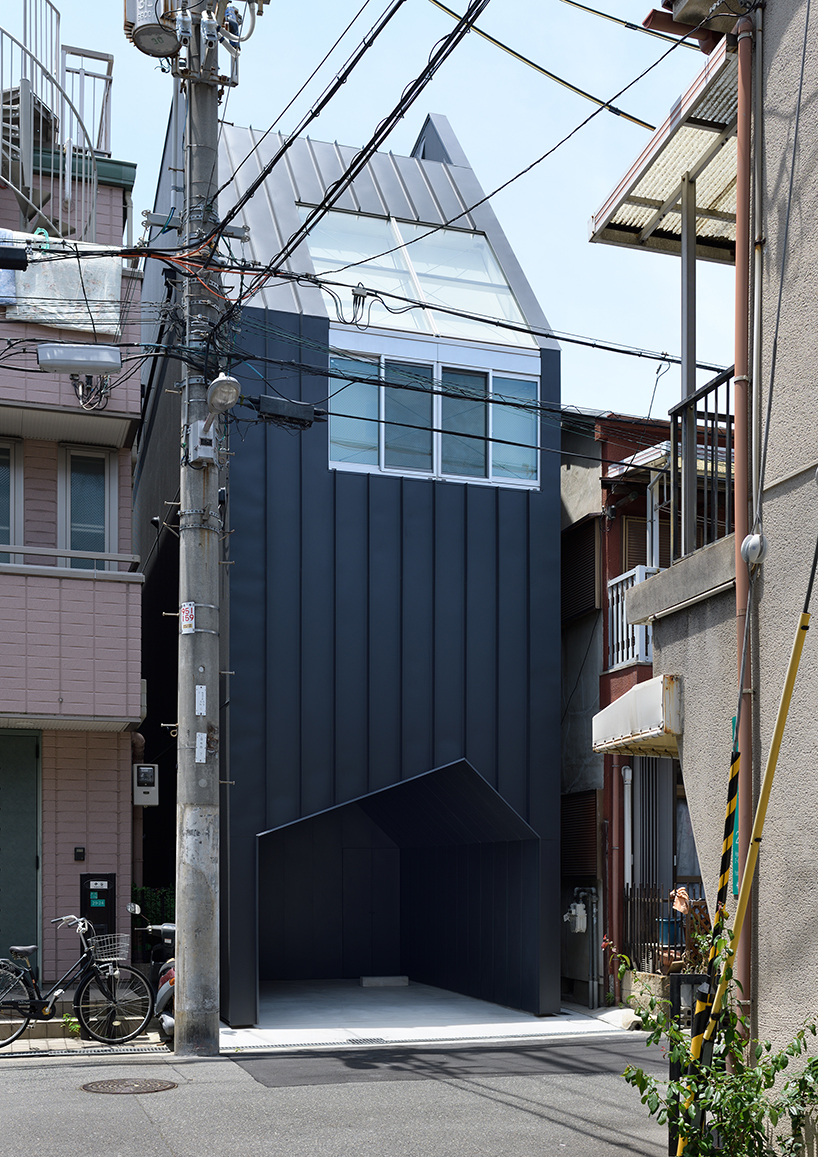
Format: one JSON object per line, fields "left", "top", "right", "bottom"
{"left": 367, "top": 484, "right": 403, "bottom": 792}
{"left": 402, "top": 839, "right": 542, "bottom": 1013}
{"left": 356, "top": 761, "right": 537, "bottom": 848}
{"left": 433, "top": 484, "right": 465, "bottom": 767}
{"left": 465, "top": 487, "right": 499, "bottom": 788}
{"left": 401, "top": 480, "right": 435, "bottom": 778}
{"left": 497, "top": 493, "right": 530, "bottom": 817}
{"left": 258, "top": 805, "right": 400, "bottom": 981}
{"left": 264, "top": 414, "right": 302, "bottom": 823}
{"left": 299, "top": 398, "right": 336, "bottom": 818}
{"left": 334, "top": 471, "right": 370, "bottom": 802}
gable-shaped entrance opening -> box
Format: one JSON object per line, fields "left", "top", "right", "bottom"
{"left": 257, "top": 760, "right": 545, "bottom": 1015}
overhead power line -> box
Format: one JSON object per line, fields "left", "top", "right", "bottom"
{"left": 294, "top": 3, "right": 732, "bottom": 286}
{"left": 559, "top": 0, "right": 701, "bottom": 50}
{"left": 427, "top": 0, "right": 655, "bottom": 130}
{"left": 279, "top": 269, "right": 728, "bottom": 371}
{"left": 210, "top": 0, "right": 412, "bottom": 230}
{"left": 248, "top": 0, "right": 493, "bottom": 276}
{"left": 212, "top": 0, "right": 379, "bottom": 201}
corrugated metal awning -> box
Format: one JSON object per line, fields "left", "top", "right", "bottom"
{"left": 589, "top": 37, "right": 738, "bottom": 265}
{"left": 592, "top": 674, "right": 682, "bottom": 757}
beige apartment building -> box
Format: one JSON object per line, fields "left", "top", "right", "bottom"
{"left": 590, "top": 0, "right": 818, "bottom": 1045}
{"left": 0, "top": 6, "right": 142, "bottom": 980}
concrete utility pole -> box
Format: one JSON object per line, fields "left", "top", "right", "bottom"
{"left": 174, "top": 6, "right": 224, "bottom": 1057}
{"left": 128, "top": 0, "right": 251, "bottom": 1058}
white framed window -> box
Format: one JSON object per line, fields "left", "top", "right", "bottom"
{"left": 57, "top": 447, "right": 118, "bottom": 570}
{"left": 0, "top": 439, "right": 22, "bottom": 564}
{"left": 328, "top": 342, "right": 540, "bottom": 488}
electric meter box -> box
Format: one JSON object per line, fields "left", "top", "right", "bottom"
{"left": 133, "top": 763, "right": 159, "bottom": 806}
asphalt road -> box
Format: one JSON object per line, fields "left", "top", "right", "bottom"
{"left": 0, "top": 1034, "right": 668, "bottom": 1156}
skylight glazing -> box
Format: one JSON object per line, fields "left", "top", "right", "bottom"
{"left": 300, "top": 208, "right": 535, "bottom": 348}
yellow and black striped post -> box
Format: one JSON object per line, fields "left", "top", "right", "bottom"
{"left": 676, "top": 526, "right": 818, "bottom": 1155}
{"left": 674, "top": 753, "right": 737, "bottom": 1154}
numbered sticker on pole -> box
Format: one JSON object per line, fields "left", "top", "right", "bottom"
{"left": 180, "top": 601, "right": 195, "bottom": 633}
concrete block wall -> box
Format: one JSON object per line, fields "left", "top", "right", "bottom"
{"left": 40, "top": 730, "right": 133, "bottom": 980}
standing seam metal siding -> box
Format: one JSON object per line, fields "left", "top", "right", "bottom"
{"left": 223, "top": 308, "right": 560, "bottom": 1023}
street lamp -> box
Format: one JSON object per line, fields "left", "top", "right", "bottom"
{"left": 203, "top": 373, "right": 240, "bottom": 432}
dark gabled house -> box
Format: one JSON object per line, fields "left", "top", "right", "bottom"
{"left": 135, "top": 112, "right": 562, "bottom": 1026}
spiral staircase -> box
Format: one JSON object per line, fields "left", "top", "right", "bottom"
{"left": 0, "top": 0, "right": 111, "bottom": 241}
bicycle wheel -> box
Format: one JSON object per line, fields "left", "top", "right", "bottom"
{"left": 0, "top": 972, "right": 33, "bottom": 1046}
{"left": 75, "top": 965, "right": 154, "bottom": 1044}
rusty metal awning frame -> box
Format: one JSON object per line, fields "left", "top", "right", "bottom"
{"left": 588, "top": 35, "right": 738, "bottom": 265}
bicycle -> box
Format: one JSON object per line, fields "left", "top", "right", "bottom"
{"left": 0, "top": 915, "right": 154, "bottom": 1046}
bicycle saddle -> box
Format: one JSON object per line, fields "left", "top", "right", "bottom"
{"left": 9, "top": 946, "right": 38, "bottom": 959}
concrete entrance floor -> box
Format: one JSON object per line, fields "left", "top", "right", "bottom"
{"left": 219, "top": 981, "right": 630, "bottom": 1051}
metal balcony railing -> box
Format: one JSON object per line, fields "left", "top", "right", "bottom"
{"left": 669, "top": 367, "right": 734, "bottom": 561}
{"left": 624, "top": 881, "right": 706, "bottom": 974}
{"left": 1, "top": 0, "right": 102, "bottom": 239}
{"left": 608, "top": 565, "right": 659, "bottom": 668}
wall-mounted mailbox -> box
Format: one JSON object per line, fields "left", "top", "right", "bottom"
{"left": 133, "top": 763, "right": 159, "bottom": 806}
{"left": 80, "top": 873, "right": 116, "bottom": 937}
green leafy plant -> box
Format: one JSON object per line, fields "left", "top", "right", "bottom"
{"left": 610, "top": 937, "right": 818, "bottom": 1156}
{"left": 131, "top": 886, "right": 175, "bottom": 924}
{"left": 62, "top": 1012, "right": 80, "bottom": 1038}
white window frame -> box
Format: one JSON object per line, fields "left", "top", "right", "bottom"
{"left": 57, "top": 446, "right": 118, "bottom": 570}
{"left": 0, "top": 439, "right": 23, "bottom": 564}
{"left": 327, "top": 330, "right": 541, "bottom": 490}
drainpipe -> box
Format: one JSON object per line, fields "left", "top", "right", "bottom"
{"left": 611, "top": 754, "right": 624, "bottom": 971}
{"left": 622, "top": 765, "right": 633, "bottom": 890}
{"left": 575, "top": 886, "right": 600, "bottom": 1009}
{"left": 589, "top": 888, "right": 599, "bottom": 1010}
{"left": 751, "top": 5, "right": 763, "bottom": 522}
{"left": 733, "top": 13, "right": 754, "bottom": 1012}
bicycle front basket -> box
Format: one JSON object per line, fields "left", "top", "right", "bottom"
{"left": 89, "top": 933, "right": 130, "bottom": 963}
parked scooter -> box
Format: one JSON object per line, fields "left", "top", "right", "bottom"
{"left": 128, "top": 903, "right": 176, "bottom": 1039}
{"left": 146, "top": 922, "right": 176, "bottom": 1038}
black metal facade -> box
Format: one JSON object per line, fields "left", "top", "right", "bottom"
{"left": 222, "top": 308, "right": 561, "bottom": 1024}
{"left": 136, "top": 113, "right": 563, "bottom": 1028}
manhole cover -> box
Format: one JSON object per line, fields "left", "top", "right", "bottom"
{"left": 82, "top": 1078, "right": 177, "bottom": 1095}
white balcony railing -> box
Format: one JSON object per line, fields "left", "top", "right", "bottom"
{"left": 608, "top": 566, "right": 659, "bottom": 668}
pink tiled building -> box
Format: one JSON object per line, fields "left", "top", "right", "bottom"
{"left": 0, "top": 11, "right": 143, "bottom": 979}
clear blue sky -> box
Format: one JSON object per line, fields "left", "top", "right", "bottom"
{"left": 13, "top": 0, "right": 734, "bottom": 419}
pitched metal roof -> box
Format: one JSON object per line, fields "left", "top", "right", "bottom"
{"left": 589, "top": 36, "right": 738, "bottom": 265}
{"left": 218, "top": 113, "right": 557, "bottom": 348}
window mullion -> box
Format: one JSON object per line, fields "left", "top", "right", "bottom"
{"left": 394, "top": 219, "right": 429, "bottom": 330}
{"left": 487, "top": 369, "right": 494, "bottom": 480}
{"left": 433, "top": 361, "right": 442, "bottom": 478}
{"left": 379, "top": 355, "right": 385, "bottom": 471}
